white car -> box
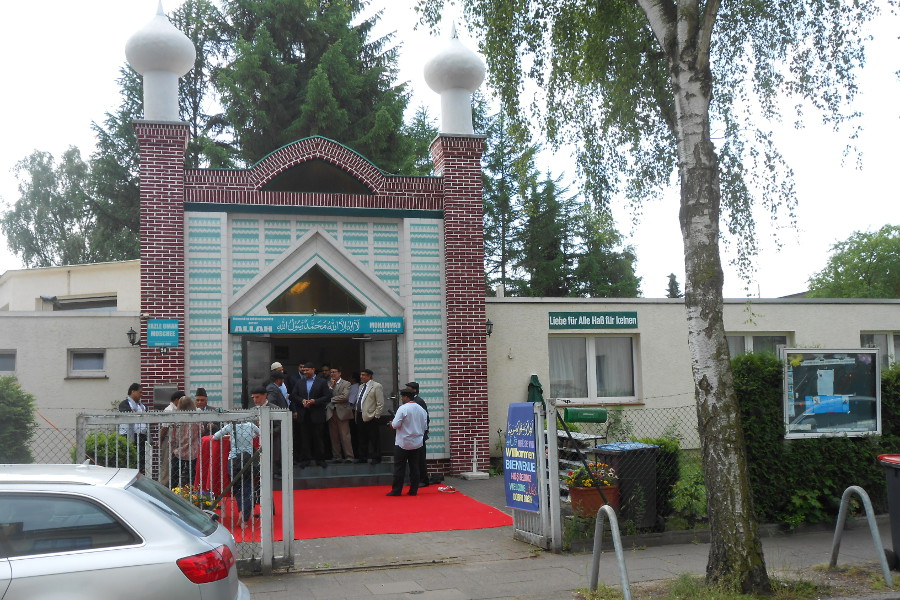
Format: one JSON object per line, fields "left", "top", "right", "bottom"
{"left": 0, "top": 464, "right": 251, "bottom": 600}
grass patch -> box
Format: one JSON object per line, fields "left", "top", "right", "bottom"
{"left": 575, "top": 576, "right": 829, "bottom": 600}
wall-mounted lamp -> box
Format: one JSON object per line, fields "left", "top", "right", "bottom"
{"left": 486, "top": 319, "right": 494, "bottom": 337}
{"left": 126, "top": 327, "right": 141, "bottom": 347}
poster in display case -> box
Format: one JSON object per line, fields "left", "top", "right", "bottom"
{"left": 782, "top": 348, "right": 881, "bottom": 439}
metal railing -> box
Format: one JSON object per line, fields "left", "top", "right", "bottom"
{"left": 70, "top": 406, "right": 293, "bottom": 574}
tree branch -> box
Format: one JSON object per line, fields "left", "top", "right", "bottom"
{"left": 635, "top": 0, "right": 677, "bottom": 51}
{"left": 697, "top": 0, "right": 721, "bottom": 72}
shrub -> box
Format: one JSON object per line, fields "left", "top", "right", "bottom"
{"left": 71, "top": 432, "right": 138, "bottom": 469}
{"left": 0, "top": 377, "right": 37, "bottom": 463}
{"left": 734, "top": 355, "right": 900, "bottom": 524}
{"left": 636, "top": 435, "right": 680, "bottom": 522}
{"left": 671, "top": 457, "right": 707, "bottom": 527}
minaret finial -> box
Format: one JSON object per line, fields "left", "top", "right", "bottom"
{"left": 423, "top": 24, "right": 485, "bottom": 135}
{"left": 126, "top": 4, "right": 196, "bottom": 121}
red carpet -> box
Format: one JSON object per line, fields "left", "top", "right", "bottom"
{"left": 222, "top": 485, "right": 512, "bottom": 541}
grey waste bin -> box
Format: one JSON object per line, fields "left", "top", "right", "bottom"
{"left": 878, "top": 454, "right": 900, "bottom": 569}
{"left": 591, "top": 442, "right": 659, "bottom": 529}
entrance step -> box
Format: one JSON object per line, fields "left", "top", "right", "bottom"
{"left": 282, "top": 459, "right": 393, "bottom": 489}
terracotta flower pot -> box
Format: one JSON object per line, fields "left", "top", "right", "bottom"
{"left": 569, "top": 485, "right": 620, "bottom": 517}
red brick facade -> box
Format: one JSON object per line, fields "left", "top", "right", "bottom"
{"left": 431, "top": 135, "right": 489, "bottom": 473}
{"left": 136, "top": 130, "right": 489, "bottom": 472}
{"left": 136, "top": 122, "right": 189, "bottom": 397}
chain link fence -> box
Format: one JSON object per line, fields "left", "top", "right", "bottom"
{"left": 556, "top": 404, "right": 702, "bottom": 535}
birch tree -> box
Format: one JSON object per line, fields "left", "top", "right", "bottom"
{"left": 417, "top": 0, "right": 885, "bottom": 592}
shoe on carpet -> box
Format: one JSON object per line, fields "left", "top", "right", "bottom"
{"left": 385, "top": 491, "right": 401, "bottom": 496}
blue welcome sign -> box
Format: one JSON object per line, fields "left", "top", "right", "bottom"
{"left": 504, "top": 403, "right": 540, "bottom": 512}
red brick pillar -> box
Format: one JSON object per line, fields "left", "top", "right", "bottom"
{"left": 134, "top": 121, "right": 189, "bottom": 400}
{"left": 431, "top": 134, "right": 488, "bottom": 473}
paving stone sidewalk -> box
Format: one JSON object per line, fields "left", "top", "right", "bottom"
{"left": 244, "top": 476, "right": 900, "bottom": 600}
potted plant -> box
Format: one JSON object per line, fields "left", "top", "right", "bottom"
{"left": 564, "top": 461, "right": 619, "bottom": 516}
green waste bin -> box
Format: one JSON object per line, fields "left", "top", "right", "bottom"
{"left": 591, "top": 442, "right": 659, "bottom": 529}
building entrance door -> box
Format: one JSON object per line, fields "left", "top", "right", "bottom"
{"left": 240, "top": 334, "right": 399, "bottom": 409}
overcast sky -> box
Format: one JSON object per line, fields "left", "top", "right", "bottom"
{"left": 0, "top": 1, "right": 897, "bottom": 298}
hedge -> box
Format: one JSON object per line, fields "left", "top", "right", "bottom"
{"left": 734, "top": 354, "right": 900, "bottom": 524}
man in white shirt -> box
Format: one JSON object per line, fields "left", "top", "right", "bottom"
{"left": 386, "top": 389, "right": 427, "bottom": 496}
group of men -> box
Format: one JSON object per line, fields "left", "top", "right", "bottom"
{"left": 119, "top": 365, "right": 431, "bottom": 497}
{"left": 251, "top": 362, "right": 430, "bottom": 491}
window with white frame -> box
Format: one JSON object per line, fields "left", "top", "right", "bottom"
{"left": 68, "top": 349, "right": 106, "bottom": 378}
{"left": 726, "top": 334, "right": 790, "bottom": 358}
{"left": 0, "top": 350, "right": 15, "bottom": 372}
{"left": 860, "top": 332, "right": 900, "bottom": 368}
{"left": 549, "top": 336, "right": 637, "bottom": 402}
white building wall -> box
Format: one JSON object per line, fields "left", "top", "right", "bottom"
{"left": 485, "top": 297, "right": 900, "bottom": 455}
{"left": 0, "top": 312, "right": 140, "bottom": 432}
{"left": 0, "top": 261, "right": 140, "bottom": 311}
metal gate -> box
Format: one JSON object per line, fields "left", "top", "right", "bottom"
{"left": 511, "top": 401, "right": 564, "bottom": 550}
{"left": 75, "top": 406, "right": 293, "bottom": 573}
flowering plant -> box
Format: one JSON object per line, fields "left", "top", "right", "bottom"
{"left": 172, "top": 486, "right": 216, "bottom": 509}
{"left": 564, "top": 461, "right": 617, "bottom": 488}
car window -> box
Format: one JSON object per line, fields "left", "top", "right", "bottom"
{"left": 0, "top": 493, "right": 139, "bottom": 558}
{"left": 126, "top": 475, "right": 218, "bottom": 536}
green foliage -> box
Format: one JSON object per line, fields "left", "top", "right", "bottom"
{"left": 514, "top": 174, "right": 574, "bottom": 296}
{"left": 570, "top": 205, "right": 642, "bottom": 298}
{"left": 398, "top": 105, "right": 438, "bottom": 176}
{"left": 604, "top": 408, "right": 634, "bottom": 442}
{"left": 672, "top": 458, "right": 708, "bottom": 527}
{"left": 778, "top": 489, "right": 828, "bottom": 529}
{"left": 71, "top": 432, "right": 137, "bottom": 469}
{"left": 666, "top": 274, "right": 683, "bottom": 298}
{"left": 637, "top": 435, "right": 680, "bottom": 521}
{"left": 1, "top": 148, "right": 115, "bottom": 267}
{"left": 88, "top": 67, "right": 142, "bottom": 261}
{"left": 0, "top": 377, "right": 37, "bottom": 463}
{"left": 217, "top": 0, "right": 411, "bottom": 171}
{"left": 734, "top": 354, "right": 900, "bottom": 525}
{"left": 482, "top": 104, "right": 535, "bottom": 293}
{"left": 171, "top": 0, "right": 234, "bottom": 169}
{"left": 807, "top": 225, "right": 900, "bottom": 299}
{"left": 882, "top": 364, "right": 900, "bottom": 438}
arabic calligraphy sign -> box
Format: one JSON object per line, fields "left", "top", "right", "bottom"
{"left": 230, "top": 315, "right": 404, "bottom": 335}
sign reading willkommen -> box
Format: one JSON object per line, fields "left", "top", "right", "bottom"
{"left": 548, "top": 311, "right": 638, "bottom": 329}
{"left": 146, "top": 319, "right": 179, "bottom": 347}
{"left": 504, "top": 403, "right": 540, "bottom": 512}
{"left": 230, "top": 315, "right": 403, "bottom": 335}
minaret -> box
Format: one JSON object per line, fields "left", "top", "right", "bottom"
{"left": 125, "top": 1, "right": 196, "bottom": 121}
{"left": 423, "top": 23, "right": 486, "bottom": 135}
{"left": 126, "top": 3, "right": 195, "bottom": 398}
{"left": 425, "top": 24, "right": 489, "bottom": 474}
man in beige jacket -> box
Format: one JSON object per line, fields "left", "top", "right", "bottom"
{"left": 353, "top": 368, "right": 385, "bottom": 464}
{"left": 326, "top": 367, "right": 354, "bottom": 462}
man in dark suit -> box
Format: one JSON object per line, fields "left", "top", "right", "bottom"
{"left": 117, "top": 382, "right": 148, "bottom": 473}
{"left": 291, "top": 362, "right": 332, "bottom": 468}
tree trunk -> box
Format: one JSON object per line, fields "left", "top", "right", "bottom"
{"left": 645, "top": 0, "right": 772, "bottom": 593}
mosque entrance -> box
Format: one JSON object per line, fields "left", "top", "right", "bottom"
{"left": 239, "top": 334, "right": 398, "bottom": 410}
